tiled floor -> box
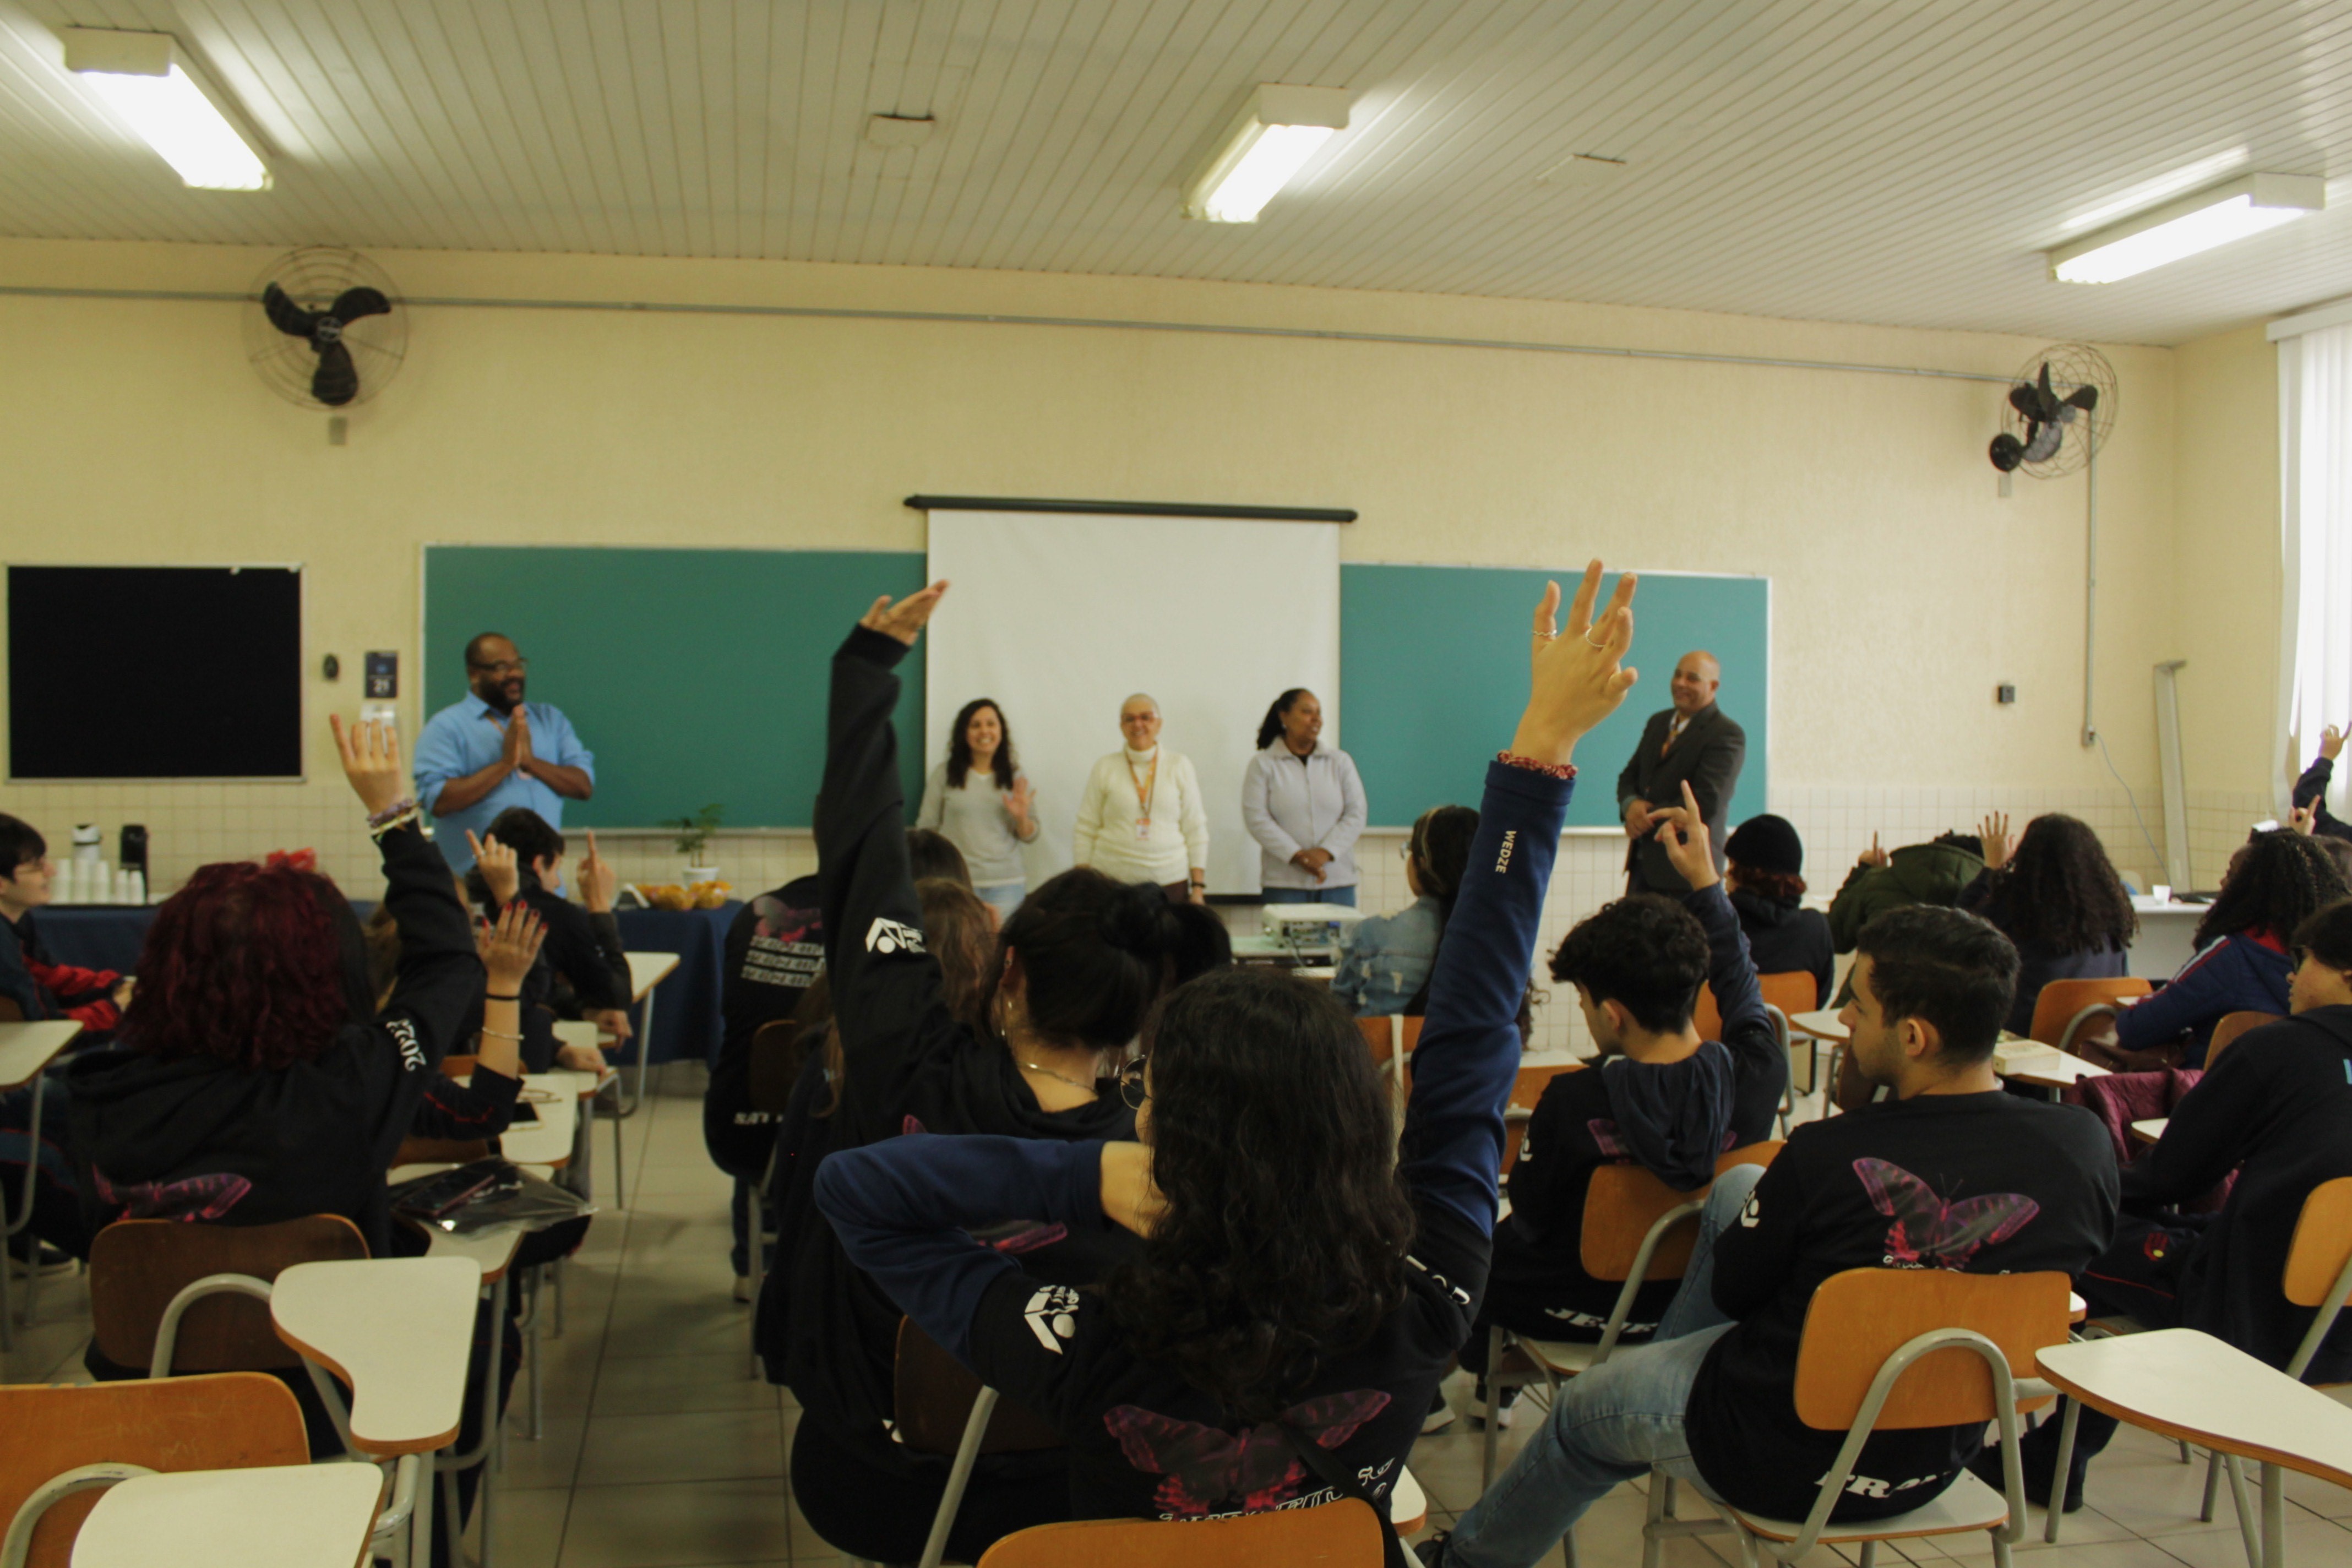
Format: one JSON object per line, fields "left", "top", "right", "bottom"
{"left": 15, "top": 1064, "right": 2352, "bottom": 1568}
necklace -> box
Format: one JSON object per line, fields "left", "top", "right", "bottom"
{"left": 1022, "top": 1059, "right": 1097, "bottom": 1093}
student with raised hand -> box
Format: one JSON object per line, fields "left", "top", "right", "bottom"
{"left": 1454, "top": 778, "right": 1784, "bottom": 1429}
{"left": 2290, "top": 724, "right": 2352, "bottom": 842}
{"left": 1961, "top": 812, "right": 2136, "bottom": 1037}
{"left": 815, "top": 562, "right": 1641, "bottom": 1556}
{"left": 1333, "top": 804, "right": 1478, "bottom": 1018}
{"left": 1827, "top": 830, "right": 1984, "bottom": 954}
{"left": 464, "top": 810, "right": 634, "bottom": 1047}
{"left": 2091, "top": 829, "right": 2346, "bottom": 1070}
{"left": 771, "top": 579, "right": 1231, "bottom": 1566}
{"left": 1421, "top": 904, "right": 2116, "bottom": 1568}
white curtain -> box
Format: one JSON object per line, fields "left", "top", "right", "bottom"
{"left": 2282, "top": 322, "right": 2352, "bottom": 814}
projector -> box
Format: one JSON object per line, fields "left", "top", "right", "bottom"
{"left": 1260, "top": 902, "right": 1369, "bottom": 948}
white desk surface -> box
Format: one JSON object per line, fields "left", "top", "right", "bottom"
{"left": 1788, "top": 1010, "right": 1848, "bottom": 1042}
{"left": 498, "top": 1077, "right": 578, "bottom": 1167}
{"left": 1228, "top": 933, "right": 1336, "bottom": 962}
{"left": 1999, "top": 1049, "right": 2110, "bottom": 1089}
{"left": 424, "top": 1223, "right": 525, "bottom": 1283}
{"left": 0, "top": 1019, "right": 82, "bottom": 1090}
{"left": 2039, "top": 1329, "right": 2352, "bottom": 1487}
{"left": 626, "top": 951, "right": 680, "bottom": 1001}
{"left": 539, "top": 1060, "right": 615, "bottom": 1099}
{"left": 71, "top": 1463, "right": 383, "bottom": 1568}
{"left": 2131, "top": 1118, "right": 2169, "bottom": 1145}
{"left": 271, "top": 1256, "right": 482, "bottom": 1456}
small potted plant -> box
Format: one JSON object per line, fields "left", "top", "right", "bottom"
{"left": 671, "top": 803, "right": 725, "bottom": 886}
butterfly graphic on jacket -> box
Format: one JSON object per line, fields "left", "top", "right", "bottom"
{"left": 1103, "top": 1390, "right": 1391, "bottom": 1516}
{"left": 1853, "top": 1157, "right": 2039, "bottom": 1268}
{"left": 91, "top": 1167, "right": 252, "bottom": 1223}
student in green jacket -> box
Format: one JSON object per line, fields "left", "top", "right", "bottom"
{"left": 1827, "top": 831, "right": 1986, "bottom": 954}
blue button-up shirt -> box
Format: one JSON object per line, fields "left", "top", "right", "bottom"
{"left": 413, "top": 695, "right": 595, "bottom": 870}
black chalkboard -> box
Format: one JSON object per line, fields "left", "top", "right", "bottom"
{"left": 8, "top": 565, "right": 303, "bottom": 778}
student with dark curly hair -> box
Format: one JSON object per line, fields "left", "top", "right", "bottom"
{"left": 1452, "top": 779, "right": 1785, "bottom": 1431}
{"left": 2094, "top": 830, "right": 2347, "bottom": 1070}
{"left": 769, "top": 580, "right": 1229, "bottom": 1566}
{"left": 1960, "top": 811, "right": 2137, "bottom": 1037}
{"left": 817, "top": 562, "right": 1642, "bottom": 1555}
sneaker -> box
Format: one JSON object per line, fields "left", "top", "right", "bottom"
{"left": 1413, "top": 1529, "right": 1452, "bottom": 1566}
{"left": 733, "top": 1274, "right": 752, "bottom": 1304}
{"left": 1466, "top": 1381, "right": 1517, "bottom": 1430}
{"left": 1420, "top": 1387, "right": 1456, "bottom": 1434}
{"left": 1969, "top": 1441, "right": 2083, "bottom": 1513}
{"left": 8, "top": 1242, "right": 73, "bottom": 1277}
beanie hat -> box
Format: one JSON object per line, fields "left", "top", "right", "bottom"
{"left": 1724, "top": 814, "right": 1803, "bottom": 876}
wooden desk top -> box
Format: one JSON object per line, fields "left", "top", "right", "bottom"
{"left": 625, "top": 951, "right": 680, "bottom": 1000}
{"left": 70, "top": 1463, "right": 383, "bottom": 1568}
{"left": 2038, "top": 1329, "right": 2352, "bottom": 1488}
{"left": 0, "top": 1019, "right": 83, "bottom": 1090}
{"left": 271, "top": 1256, "right": 482, "bottom": 1456}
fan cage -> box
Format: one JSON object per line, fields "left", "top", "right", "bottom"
{"left": 1999, "top": 342, "right": 2117, "bottom": 480}
{"left": 242, "top": 247, "right": 406, "bottom": 411}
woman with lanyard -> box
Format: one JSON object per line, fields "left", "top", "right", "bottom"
{"left": 1073, "top": 693, "right": 1211, "bottom": 904}
{"left": 1243, "top": 687, "right": 1369, "bottom": 906}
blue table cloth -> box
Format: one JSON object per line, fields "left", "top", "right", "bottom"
{"left": 34, "top": 901, "right": 741, "bottom": 1066}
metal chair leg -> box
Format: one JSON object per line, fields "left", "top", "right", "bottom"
{"left": 1480, "top": 1324, "right": 1506, "bottom": 1490}
{"left": 2203, "top": 1449, "right": 2224, "bottom": 1522}
{"left": 2044, "top": 1397, "right": 2084, "bottom": 1544}
{"left": 2225, "top": 1454, "right": 2262, "bottom": 1568}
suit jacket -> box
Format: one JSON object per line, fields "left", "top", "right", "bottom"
{"left": 1616, "top": 704, "right": 1746, "bottom": 894}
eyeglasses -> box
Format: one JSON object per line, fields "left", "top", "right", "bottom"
{"left": 469, "top": 658, "right": 529, "bottom": 677}
{"left": 1117, "top": 1057, "right": 1151, "bottom": 1111}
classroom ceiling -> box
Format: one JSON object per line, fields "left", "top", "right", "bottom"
{"left": 5, "top": 0, "right": 2352, "bottom": 346}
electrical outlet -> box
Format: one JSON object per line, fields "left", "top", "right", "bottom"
{"left": 1996, "top": 684, "right": 2017, "bottom": 705}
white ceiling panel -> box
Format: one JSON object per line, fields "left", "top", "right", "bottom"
{"left": 6, "top": 0, "right": 2352, "bottom": 343}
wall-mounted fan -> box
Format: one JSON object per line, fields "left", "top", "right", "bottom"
{"left": 242, "top": 247, "right": 405, "bottom": 410}
{"left": 1988, "top": 344, "right": 2116, "bottom": 478}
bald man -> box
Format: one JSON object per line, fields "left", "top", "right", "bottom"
{"left": 1616, "top": 651, "right": 1746, "bottom": 895}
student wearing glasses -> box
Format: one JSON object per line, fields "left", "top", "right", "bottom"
{"left": 413, "top": 632, "right": 596, "bottom": 871}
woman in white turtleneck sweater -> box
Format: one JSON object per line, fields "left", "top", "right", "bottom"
{"left": 1072, "top": 693, "right": 1210, "bottom": 904}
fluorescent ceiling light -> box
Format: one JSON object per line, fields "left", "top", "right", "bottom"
{"left": 2049, "top": 172, "right": 2320, "bottom": 284}
{"left": 61, "top": 28, "right": 270, "bottom": 191}
{"left": 1185, "top": 85, "right": 1348, "bottom": 224}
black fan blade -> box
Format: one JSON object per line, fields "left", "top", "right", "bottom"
{"left": 2038, "top": 363, "right": 2057, "bottom": 399}
{"left": 2064, "top": 385, "right": 2099, "bottom": 412}
{"left": 2008, "top": 382, "right": 2039, "bottom": 416}
{"left": 329, "top": 286, "right": 391, "bottom": 323}
{"left": 261, "top": 282, "right": 318, "bottom": 340}
{"left": 311, "top": 340, "right": 361, "bottom": 406}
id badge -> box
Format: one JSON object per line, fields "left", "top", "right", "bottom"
{"left": 1134, "top": 819, "right": 1153, "bottom": 840}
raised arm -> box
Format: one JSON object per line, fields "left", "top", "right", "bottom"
{"left": 1404, "top": 563, "right": 1640, "bottom": 1235}
{"left": 336, "top": 715, "right": 482, "bottom": 1061}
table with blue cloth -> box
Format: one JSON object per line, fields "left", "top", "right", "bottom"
{"left": 34, "top": 902, "right": 741, "bottom": 1068}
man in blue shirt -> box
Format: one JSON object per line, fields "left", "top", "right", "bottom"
{"left": 413, "top": 633, "right": 596, "bottom": 871}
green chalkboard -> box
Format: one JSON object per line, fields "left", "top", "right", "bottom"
{"left": 422, "top": 546, "right": 928, "bottom": 829}
{"left": 1340, "top": 565, "right": 1768, "bottom": 829}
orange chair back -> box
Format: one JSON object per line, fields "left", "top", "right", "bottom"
{"left": 2207, "top": 1011, "right": 2286, "bottom": 1069}
{"left": 1356, "top": 1016, "right": 1397, "bottom": 1065}
{"left": 1576, "top": 1141, "right": 1782, "bottom": 1282}
{"left": 2028, "top": 977, "right": 2151, "bottom": 1046}
{"left": 894, "top": 1317, "right": 1062, "bottom": 1458}
{"left": 1793, "top": 1268, "right": 2070, "bottom": 1431}
{"left": 1694, "top": 973, "right": 1819, "bottom": 1041}
{"left": 2283, "top": 1177, "right": 2352, "bottom": 1308}
{"left": 89, "top": 1214, "right": 368, "bottom": 1373}
{"left": 0, "top": 1373, "right": 311, "bottom": 1568}
{"left": 977, "top": 1499, "right": 1387, "bottom": 1565}
{"left": 1499, "top": 1061, "right": 1583, "bottom": 1173}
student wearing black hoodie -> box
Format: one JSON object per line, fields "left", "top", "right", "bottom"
{"left": 1456, "top": 781, "right": 1782, "bottom": 1426}
{"left": 1721, "top": 813, "right": 1833, "bottom": 1007}
{"left": 766, "top": 581, "right": 1229, "bottom": 1566}
{"left": 1989, "top": 895, "right": 2352, "bottom": 1509}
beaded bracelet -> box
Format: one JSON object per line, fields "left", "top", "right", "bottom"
{"left": 1496, "top": 752, "right": 1577, "bottom": 781}
{"left": 367, "top": 807, "right": 421, "bottom": 840}
{"left": 366, "top": 796, "right": 418, "bottom": 829}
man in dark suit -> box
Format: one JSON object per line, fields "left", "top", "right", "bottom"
{"left": 1616, "top": 651, "right": 1746, "bottom": 894}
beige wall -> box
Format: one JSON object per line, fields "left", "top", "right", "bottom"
{"left": 0, "top": 238, "right": 2187, "bottom": 908}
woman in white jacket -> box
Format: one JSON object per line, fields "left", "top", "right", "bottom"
{"left": 1242, "top": 688, "right": 1368, "bottom": 905}
{"left": 1072, "top": 694, "right": 1210, "bottom": 904}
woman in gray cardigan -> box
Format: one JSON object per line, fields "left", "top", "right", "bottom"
{"left": 1242, "top": 688, "right": 1369, "bottom": 905}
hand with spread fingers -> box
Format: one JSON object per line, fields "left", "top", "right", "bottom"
{"left": 1979, "top": 812, "right": 2013, "bottom": 872}
{"left": 858, "top": 579, "right": 950, "bottom": 646}
{"left": 330, "top": 714, "right": 406, "bottom": 816}
{"left": 480, "top": 900, "right": 547, "bottom": 995}
{"left": 1511, "top": 559, "right": 1639, "bottom": 765}
{"left": 2326, "top": 725, "right": 2346, "bottom": 762}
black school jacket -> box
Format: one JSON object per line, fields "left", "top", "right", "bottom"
{"left": 66, "top": 825, "right": 481, "bottom": 1259}
{"left": 1615, "top": 705, "right": 1746, "bottom": 894}
{"left": 2104, "top": 1008, "right": 2352, "bottom": 1380}
{"left": 762, "top": 625, "right": 1136, "bottom": 1477}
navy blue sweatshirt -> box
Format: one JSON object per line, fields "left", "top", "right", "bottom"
{"left": 816, "top": 759, "right": 1560, "bottom": 1532}
{"left": 2115, "top": 931, "right": 2292, "bottom": 1067}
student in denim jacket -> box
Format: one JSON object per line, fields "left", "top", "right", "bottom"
{"left": 1335, "top": 804, "right": 1478, "bottom": 1017}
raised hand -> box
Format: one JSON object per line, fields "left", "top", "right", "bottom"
{"left": 2292, "top": 805, "right": 2318, "bottom": 836}
{"left": 1979, "top": 811, "right": 2012, "bottom": 872}
{"left": 1858, "top": 832, "right": 1890, "bottom": 869}
{"left": 1648, "top": 779, "right": 1720, "bottom": 891}
{"left": 578, "top": 828, "right": 618, "bottom": 912}
{"left": 468, "top": 830, "right": 520, "bottom": 906}
{"left": 2327, "top": 725, "right": 2346, "bottom": 762}
{"left": 859, "top": 579, "right": 950, "bottom": 646}
{"left": 1511, "top": 560, "right": 1638, "bottom": 765}
{"left": 481, "top": 900, "right": 546, "bottom": 993}
{"left": 330, "top": 714, "right": 406, "bottom": 816}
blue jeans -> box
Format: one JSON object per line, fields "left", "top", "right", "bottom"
{"left": 1442, "top": 1163, "right": 1766, "bottom": 1568}
{"left": 1260, "top": 885, "right": 1357, "bottom": 906}
{"left": 974, "top": 881, "right": 1026, "bottom": 923}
